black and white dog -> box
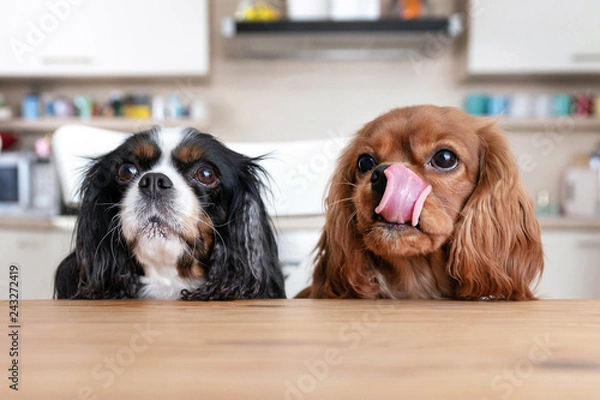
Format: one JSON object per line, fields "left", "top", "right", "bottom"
{"left": 55, "top": 127, "right": 286, "bottom": 300}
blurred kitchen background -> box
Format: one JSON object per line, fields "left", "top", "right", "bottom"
{"left": 0, "top": 0, "right": 599, "bottom": 299}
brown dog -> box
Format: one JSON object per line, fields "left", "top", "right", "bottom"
{"left": 298, "top": 105, "right": 543, "bottom": 300}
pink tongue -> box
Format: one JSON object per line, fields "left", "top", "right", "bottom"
{"left": 374, "top": 164, "right": 431, "bottom": 226}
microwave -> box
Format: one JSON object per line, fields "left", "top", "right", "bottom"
{"left": 0, "top": 152, "right": 61, "bottom": 217}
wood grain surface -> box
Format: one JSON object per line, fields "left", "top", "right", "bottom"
{"left": 1, "top": 300, "right": 599, "bottom": 399}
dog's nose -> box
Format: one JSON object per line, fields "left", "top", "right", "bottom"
{"left": 371, "top": 165, "right": 390, "bottom": 204}
{"left": 138, "top": 172, "right": 173, "bottom": 198}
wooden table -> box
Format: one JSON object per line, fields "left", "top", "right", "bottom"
{"left": 1, "top": 300, "right": 599, "bottom": 399}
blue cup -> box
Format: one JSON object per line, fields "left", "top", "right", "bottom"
{"left": 22, "top": 94, "right": 40, "bottom": 120}
{"left": 74, "top": 95, "right": 93, "bottom": 118}
{"left": 488, "top": 95, "right": 509, "bottom": 116}
{"left": 552, "top": 94, "right": 572, "bottom": 116}
{"left": 464, "top": 93, "right": 489, "bottom": 116}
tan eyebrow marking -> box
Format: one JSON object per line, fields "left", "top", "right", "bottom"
{"left": 131, "top": 141, "right": 159, "bottom": 161}
{"left": 173, "top": 145, "right": 204, "bottom": 165}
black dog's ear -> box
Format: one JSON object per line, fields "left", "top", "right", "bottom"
{"left": 54, "top": 154, "right": 141, "bottom": 299}
{"left": 182, "top": 158, "right": 286, "bottom": 300}
{"left": 54, "top": 253, "right": 79, "bottom": 299}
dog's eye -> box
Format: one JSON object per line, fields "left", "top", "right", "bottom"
{"left": 196, "top": 165, "right": 219, "bottom": 187}
{"left": 117, "top": 163, "right": 138, "bottom": 183}
{"left": 431, "top": 149, "right": 459, "bottom": 171}
{"left": 357, "top": 154, "right": 377, "bottom": 174}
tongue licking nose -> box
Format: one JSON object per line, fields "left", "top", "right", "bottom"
{"left": 374, "top": 164, "right": 432, "bottom": 226}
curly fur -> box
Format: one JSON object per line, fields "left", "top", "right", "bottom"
{"left": 298, "top": 106, "right": 543, "bottom": 300}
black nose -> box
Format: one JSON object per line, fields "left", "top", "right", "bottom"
{"left": 138, "top": 172, "right": 173, "bottom": 198}
{"left": 371, "top": 165, "right": 389, "bottom": 205}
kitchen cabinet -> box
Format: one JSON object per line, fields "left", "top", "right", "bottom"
{"left": 2, "top": 222, "right": 599, "bottom": 300}
{"left": 0, "top": 0, "right": 209, "bottom": 77}
{"left": 0, "top": 228, "right": 72, "bottom": 299}
{"left": 538, "top": 230, "right": 600, "bottom": 299}
{"left": 467, "top": 0, "right": 600, "bottom": 75}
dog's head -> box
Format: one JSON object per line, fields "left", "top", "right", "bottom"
{"left": 68, "top": 127, "right": 285, "bottom": 300}
{"left": 310, "top": 106, "right": 543, "bottom": 300}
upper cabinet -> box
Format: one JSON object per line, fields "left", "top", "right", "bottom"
{"left": 0, "top": 0, "right": 209, "bottom": 77}
{"left": 467, "top": 0, "right": 600, "bottom": 76}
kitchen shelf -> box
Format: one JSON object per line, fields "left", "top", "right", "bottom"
{"left": 0, "top": 117, "right": 209, "bottom": 133}
{"left": 221, "top": 15, "right": 463, "bottom": 60}
{"left": 223, "top": 17, "right": 458, "bottom": 36}
{"left": 497, "top": 117, "right": 600, "bottom": 133}
{"left": 4, "top": 117, "right": 598, "bottom": 135}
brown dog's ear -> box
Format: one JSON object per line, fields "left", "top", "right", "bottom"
{"left": 448, "top": 122, "right": 544, "bottom": 300}
{"left": 306, "top": 144, "right": 380, "bottom": 299}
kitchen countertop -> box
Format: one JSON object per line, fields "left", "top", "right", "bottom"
{"left": 2, "top": 215, "right": 600, "bottom": 231}
{"left": 536, "top": 216, "right": 600, "bottom": 230}
{"left": 0, "top": 215, "right": 77, "bottom": 231}
{"left": 1, "top": 299, "right": 598, "bottom": 399}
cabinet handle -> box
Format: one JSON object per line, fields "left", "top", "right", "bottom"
{"left": 41, "top": 56, "right": 93, "bottom": 65}
{"left": 572, "top": 53, "right": 600, "bottom": 63}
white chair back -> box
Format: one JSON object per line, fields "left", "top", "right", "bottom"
{"left": 52, "top": 125, "right": 351, "bottom": 216}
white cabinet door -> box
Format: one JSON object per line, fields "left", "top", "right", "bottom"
{"left": 0, "top": 228, "right": 72, "bottom": 299}
{"left": 467, "top": 0, "right": 600, "bottom": 75}
{"left": 538, "top": 231, "right": 600, "bottom": 299}
{"left": 0, "top": 0, "right": 209, "bottom": 77}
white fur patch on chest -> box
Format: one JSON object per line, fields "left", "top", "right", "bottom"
{"left": 135, "top": 237, "right": 204, "bottom": 299}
